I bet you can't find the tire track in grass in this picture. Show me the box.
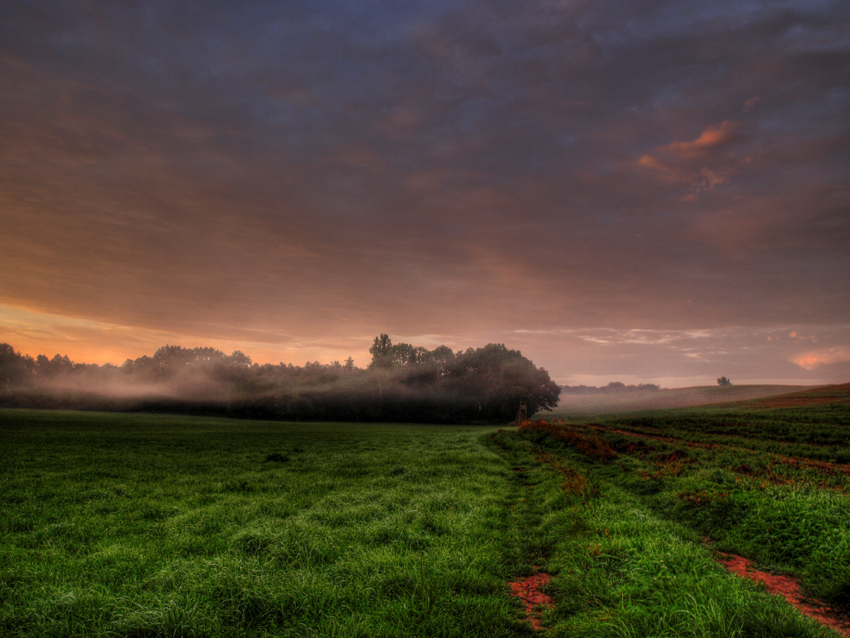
[507,462,554,632]
[493,434,555,632]
[501,435,607,631]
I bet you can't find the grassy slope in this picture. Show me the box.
[552,385,811,416]
[733,382,850,410]
[593,382,850,463]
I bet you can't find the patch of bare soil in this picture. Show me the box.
[508,571,552,631]
[713,547,850,636]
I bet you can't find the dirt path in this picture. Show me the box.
[709,544,850,636]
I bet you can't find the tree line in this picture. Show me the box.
[0,336,560,424]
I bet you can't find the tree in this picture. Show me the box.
[717,376,732,386]
[0,343,32,393]
[227,350,252,367]
[389,342,422,367]
[446,343,560,421]
[429,345,455,370]
[369,334,394,368]
[152,345,192,377]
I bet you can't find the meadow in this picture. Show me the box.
[0,411,526,637]
[2,388,849,637]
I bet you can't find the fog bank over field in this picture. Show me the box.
[552,384,813,416]
[0,337,559,424]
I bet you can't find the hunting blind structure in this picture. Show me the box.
[515,400,528,426]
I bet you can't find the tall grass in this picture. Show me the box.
[3,408,845,637]
[0,410,527,637]
[493,429,839,637]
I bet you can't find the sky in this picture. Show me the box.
[1,0,849,388]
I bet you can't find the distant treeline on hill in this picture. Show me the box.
[0,336,560,424]
[561,382,661,395]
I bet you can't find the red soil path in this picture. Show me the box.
[714,549,850,636]
[508,571,553,631]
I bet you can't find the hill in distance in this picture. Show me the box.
[550,384,817,416]
[730,381,850,411]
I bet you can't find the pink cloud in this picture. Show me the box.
[636,153,670,172]
[791,347,850,370]
[637,121,744,198]
[659,121,742,159]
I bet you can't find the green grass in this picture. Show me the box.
[515,390,850,621]
[493,429,839,638]
[2,407,847,637]
[0,410,528,637]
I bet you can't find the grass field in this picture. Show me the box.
[0,411,527,637]
[511,383,850,636]
[2,391,849,637]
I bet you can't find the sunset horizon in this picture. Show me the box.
[2,1,848,389]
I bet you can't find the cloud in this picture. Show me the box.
[637,121,744,197]
[659,121,743,159]
[575,328,714,346]
[0,1,848,385]
[791,348,850,371]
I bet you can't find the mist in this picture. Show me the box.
[0,339,560,424]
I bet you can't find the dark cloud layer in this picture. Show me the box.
[1,0,849,385]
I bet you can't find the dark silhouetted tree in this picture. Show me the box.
[2,337,561,424]
[0,343,32,393]
[369,334,394,368]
